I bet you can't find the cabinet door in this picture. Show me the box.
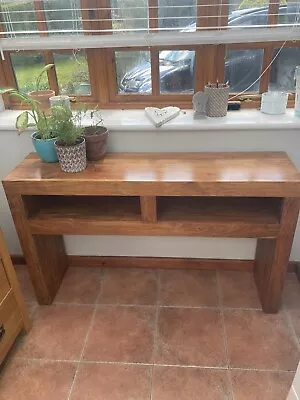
[0,291,22,363]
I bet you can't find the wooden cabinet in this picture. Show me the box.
[0,230,31,364]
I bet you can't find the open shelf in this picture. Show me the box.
[28,196,142,235]
[158,196,281,223]
[156,196,281,238]
[27,195,281,238]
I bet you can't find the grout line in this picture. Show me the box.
[230,366,298,373]
[13,356,80,363]
[67,279,103,400]
[10,356,298,373]
[66,307,98,400]
[150,269,160,400]
[216,271,235,400]
[95,267,107,304]
[95,303,156,308]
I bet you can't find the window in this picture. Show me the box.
[0,0,299,110]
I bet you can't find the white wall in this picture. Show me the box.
[288,363,300,400]
[1,127,300,260]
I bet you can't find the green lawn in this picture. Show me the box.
[14,54,89,94]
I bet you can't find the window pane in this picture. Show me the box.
[0,0,38,37]
[44,0,83,35]
[111,0,148,33]
[53,51,90,94]
[269,47,300,92]
[10,53,48,93]
[159,49,195,93]
[229,0,268,26]
[116,51,151,94]
[225,49,263,93]
[158,0,196,31]
[278,2,298,25]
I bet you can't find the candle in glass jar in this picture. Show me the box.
[49,95,71,109]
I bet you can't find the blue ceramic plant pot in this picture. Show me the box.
[31,132,58,163]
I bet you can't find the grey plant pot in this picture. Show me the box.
[55,138,87,173]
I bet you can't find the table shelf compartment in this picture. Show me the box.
[27,195,142,235]
[156,196,282,237]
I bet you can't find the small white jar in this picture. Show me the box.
[261,91,288,115]
[49,95,71,109]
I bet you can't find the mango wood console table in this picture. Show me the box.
[3,152,300,313]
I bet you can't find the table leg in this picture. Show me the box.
[5,193,68,305]
[254,198,299,313]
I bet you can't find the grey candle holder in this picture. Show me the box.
[205,85,230,118]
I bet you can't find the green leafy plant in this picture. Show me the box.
[0,88,53,139]
[51,105,84,146]
[35,64,54,91]
[74,103,104,135]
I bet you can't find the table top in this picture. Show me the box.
[3,152,300,197]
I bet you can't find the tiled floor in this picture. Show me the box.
[0,266,300,400]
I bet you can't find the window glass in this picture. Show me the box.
[229,0,268,26]
[158,0,196,31]
[0,0,38,37]
[10,53,48,93]
[111,0,148,33]
[225,49,264,93]
[53,50,90,94]
[116,51,151,94]
[269,47,300,92]
[44,0,83,35]
[278,2,299,25]
[159,49,195,93]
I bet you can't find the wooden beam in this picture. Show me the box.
[254,198,300,313]
[4,192,68,304]
[11,254,299,274]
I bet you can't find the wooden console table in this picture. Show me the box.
[3,152,300,313]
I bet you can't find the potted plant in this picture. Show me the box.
[51,105,86,173]
[0,88,58,163]
[75,104,109,161]
[28,64,55,110]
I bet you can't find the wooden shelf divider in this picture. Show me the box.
[140,196,157,223]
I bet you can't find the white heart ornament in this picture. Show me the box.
[145,106,180,128]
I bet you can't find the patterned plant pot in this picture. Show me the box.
[55,138,87,173]
[205,85,230,118]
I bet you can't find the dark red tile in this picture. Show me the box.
[155,308,226,366]
[15,304,94,360]
[159,269,218,307]
[219,271,260,308]
[98,268,157,305]
[83,306,155,362]
[0,358,76,400]
[71,363,151,400]
[231,369,294,400]
[224,309,299,370]
[54,267,102,304]
[152,366,231,400]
